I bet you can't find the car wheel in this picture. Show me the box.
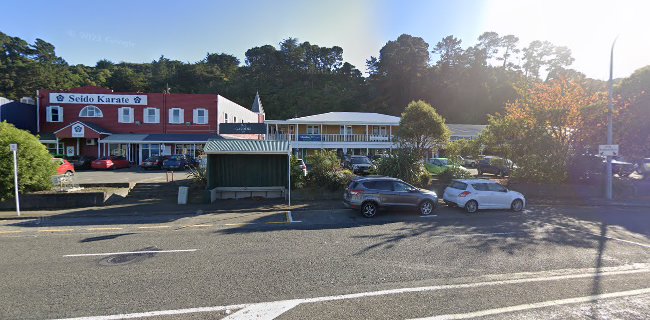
[361,201,378,218]
[511,199,524,212]
[465,200,478,213]
[420,200,435,216]
[64,171,74,177]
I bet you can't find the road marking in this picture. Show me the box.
[428,232,518,238]
[189,224,213,227]
[409,287,650,320]
[86,227,123,231]
[0,230,23,234]
[266,221,290,225]
[38,229,74,233]
[137,226,170,229]
[63,249,198,257]
[549,223,650,249]
[285,211,301,223]
[50,267,650,320]
[224,223,257,226]
[420,215,438,218]
[223,301,301,320]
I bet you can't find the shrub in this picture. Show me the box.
[305,150,352,191]
[375,148,429,187]
[438,165,473,183]
[186,165,207,188]
[0,122,56,201]
[290,157,306,189]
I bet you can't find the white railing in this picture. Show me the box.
[266,134,393,142]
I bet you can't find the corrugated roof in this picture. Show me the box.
[266,112,401,125]
[101,134,149,142]
[448,124,487,137]
[204,139,290,154]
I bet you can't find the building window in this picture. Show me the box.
[234,116,237,123]
[193,108,208,124]
[169,108,184,124]
[307,125,320,134]
[118,107,134,123]
[143,108,160,123]
[44,142,65,155]
[224,113,228,123]
[340,125,352,135]
[46,105,63,122]
[79,105,103,118]
[372,126,387,136]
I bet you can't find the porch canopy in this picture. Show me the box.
[203,139,292,203]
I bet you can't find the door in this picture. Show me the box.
[470,183,494,208]
[487,183,510,209]
[392,181,419,208]
[370,180,397,207]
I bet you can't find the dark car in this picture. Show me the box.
[477,156,514,177]
[66,155,97,170]
[140,155,169,170]
[343,155,375,175]
[568,154,604,182]
[637,158,650,179]
[343,176,438,217]
[162,154,194,171]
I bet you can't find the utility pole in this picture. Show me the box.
[605,37,618,200]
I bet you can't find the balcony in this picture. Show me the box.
[266,134,394,143]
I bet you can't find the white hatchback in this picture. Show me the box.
[443,179,526,213]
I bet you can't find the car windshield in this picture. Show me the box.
[351,157,371,164]
[435,158,449,165]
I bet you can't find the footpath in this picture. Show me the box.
[0,197,649,220]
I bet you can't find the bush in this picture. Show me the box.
[290,157,306,189]
[305,150,353,191]
[186,165,207,188]
[438,165,473,183]
[375,148,430,187]
[0,122,56,201]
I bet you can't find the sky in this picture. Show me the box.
[1,0,648,80]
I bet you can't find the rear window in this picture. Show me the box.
[471,183,489,191]
[363,180,393,191]
[449,181,467,190]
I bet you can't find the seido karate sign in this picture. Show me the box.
[49,93,147,105]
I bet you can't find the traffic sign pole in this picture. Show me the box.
[10,144,20,216]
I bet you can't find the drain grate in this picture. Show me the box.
[98,246,159,266]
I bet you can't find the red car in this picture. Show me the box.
[91,156,131,170]
[52,158,75,176]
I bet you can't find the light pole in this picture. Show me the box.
[605,37,617,200]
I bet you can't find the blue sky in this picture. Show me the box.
[2,0,648,80]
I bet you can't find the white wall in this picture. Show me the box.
[217,95,259,131]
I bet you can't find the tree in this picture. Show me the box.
[398,100,450,157]
[0,122,56,201]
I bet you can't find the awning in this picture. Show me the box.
[204,139,290,155]
[99,133,222,144]
[53,121,111,139]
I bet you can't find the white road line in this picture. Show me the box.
[549,223,650,249]
[50,267,650,320]
[420,215,438,218]
[222,301,301,320]
[409,287,650,320]
[63,249,198,257]
[428,232,517,238]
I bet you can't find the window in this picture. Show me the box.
[340,125,352,134]
[224,113,228,123]
[487,183,508,192]
[449,181,467,190]
[118,107,134,123]
[472,183,489,191]
[393,181,415,192]
[169,108,184,124]
[372,126,387,136]
[233,116,237,123]
[143,108,160,123]
[193,108,208,124]
[307,125,320,134]
[79,105,103,118]
[46,106,63,122]
[45,142,65,154]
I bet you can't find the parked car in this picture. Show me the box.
[462,155,484,168]
[343,176,438,217]
[425,157,472,175]
[568,154,635,182]
[637,158,650,179]
[91,156,131,170]
[52,158,75,176]
[140,155,169,170]
[296,158,307,176]
[477,156,514,177]
[443,179,526,213]
[343,155,375,175]
[162,154,194,170]
[65,155,97,170]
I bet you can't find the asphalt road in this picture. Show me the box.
[0,205,648,320]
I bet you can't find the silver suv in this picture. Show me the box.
[343,177,438,217]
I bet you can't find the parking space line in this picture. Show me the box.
[548,223,650,249]
[224,223,257,226]
[266,221,290,225]
[63,249,198,257]
[0,230,24,234]
[86,227,123,231]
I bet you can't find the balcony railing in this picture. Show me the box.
[266,134,394,143]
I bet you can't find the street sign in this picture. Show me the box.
[599,144,619,156]
[10,144,17,151]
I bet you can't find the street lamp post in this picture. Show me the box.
[605,37,617,200]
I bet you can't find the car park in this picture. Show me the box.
[343,176,438,217]
[91,156,131,170]
[477,156,514,177]
[343,155,375,175]
[52,158,75,176]
[65,155,97,170]
[140,155,169,170]
[443,179,525,213]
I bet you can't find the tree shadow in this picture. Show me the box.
[79,233,135,243]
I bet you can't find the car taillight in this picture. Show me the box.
[349,190,364,196]
[459,191,471,197]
